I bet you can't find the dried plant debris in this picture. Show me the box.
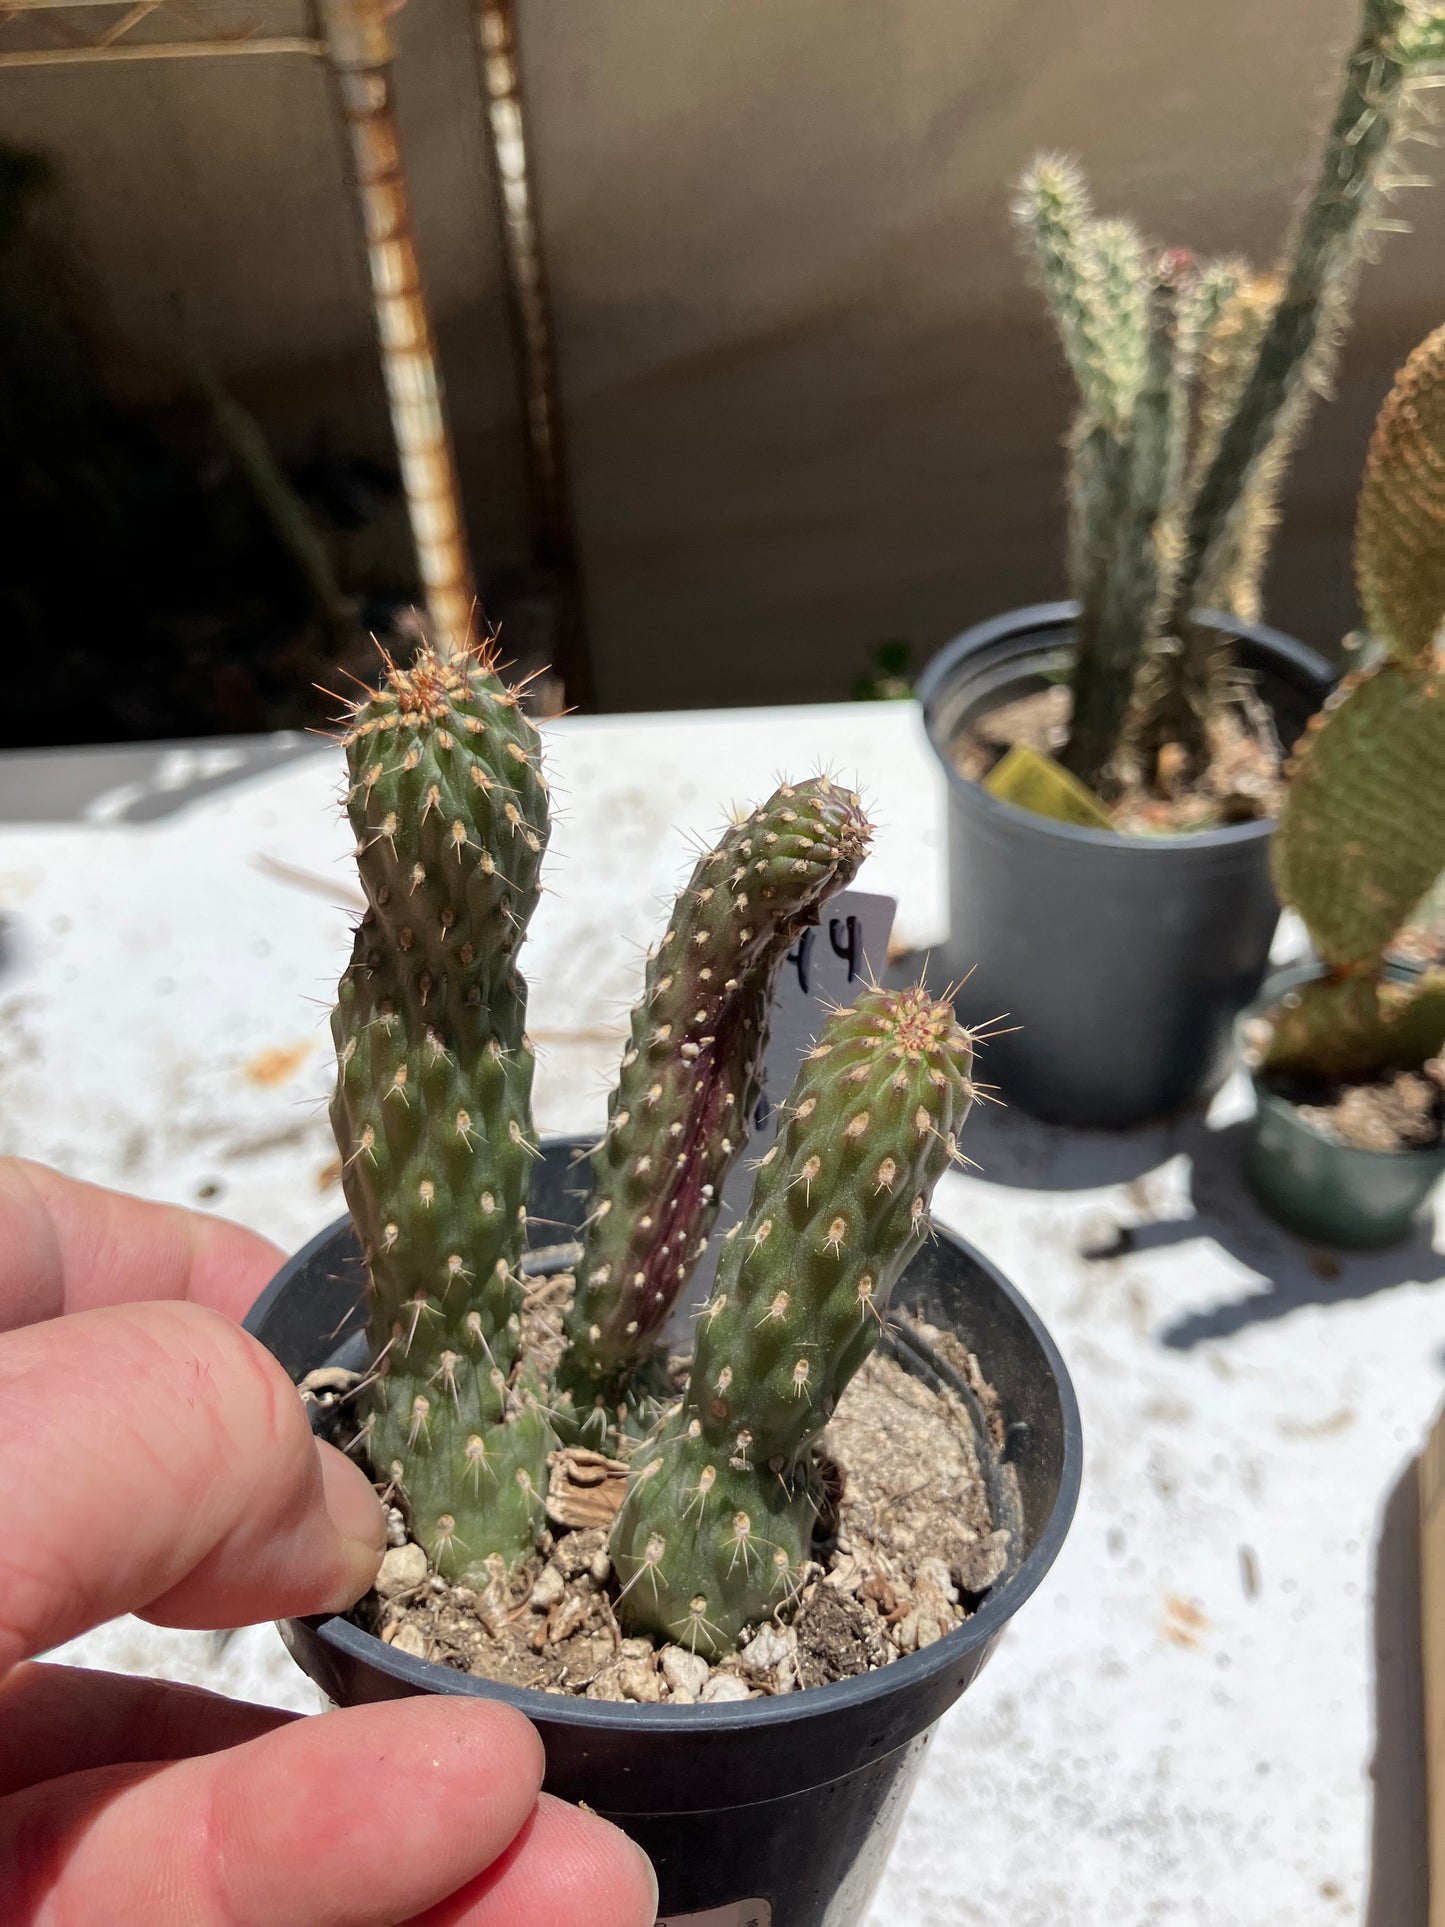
[361,1329,1014,1700]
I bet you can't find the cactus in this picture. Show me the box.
[1265,325,1445,1079]
[1355,321,1445,663]
[330,640,553,1581]
[1013,0,1445,803]
[608,986,976,1659]
[325,656,997,1666]
[560,778,871,1433]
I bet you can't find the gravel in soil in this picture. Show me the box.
[359,1336,1014,1702]
[1271,1054,1445,1153]
[949,680,1285,833]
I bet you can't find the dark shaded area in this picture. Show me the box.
[0,143,412,751]
[1366,1455,1429,1927]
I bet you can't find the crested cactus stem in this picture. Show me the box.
[561,778,872,1427]
[330,639,553,1580]
[609,985,976,1659]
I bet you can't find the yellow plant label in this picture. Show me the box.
[983,744,1114,829]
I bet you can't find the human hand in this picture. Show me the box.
[0,1160,657,1925]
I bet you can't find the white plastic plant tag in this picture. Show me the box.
[655,1904,772,1927]
[668,888,897,1326]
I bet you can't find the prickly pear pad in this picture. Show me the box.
[610,985,975,1657]
[1273,661,1445,973]
[330,642,552,1580]
[564,777,871,1420]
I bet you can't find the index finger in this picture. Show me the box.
[0,1159,282,1332]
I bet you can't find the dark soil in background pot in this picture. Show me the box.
[949,673,1287,833]
[1262,1056,1445,1153]
[307,1306,1016,1705]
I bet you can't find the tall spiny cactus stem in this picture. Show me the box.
[330,641,553,1581]
[1189,272,1289,624]
[1061,256,1189,790]
[561,778,872,1430]
[1012,158,1130,425]
[1150,0,1445,769]
[609,985,975,1659]
[1355,320,1445,662]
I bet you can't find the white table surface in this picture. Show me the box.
[1,701,1439,1927]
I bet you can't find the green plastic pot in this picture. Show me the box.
[1240,964,1445,1249]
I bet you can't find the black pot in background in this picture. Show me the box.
[1241,962,1445,1249]
[915,604,1334,1130]
[245,1139,1082,1927]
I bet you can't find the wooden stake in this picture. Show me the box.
[318,0,475,661]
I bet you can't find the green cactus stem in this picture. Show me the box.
[1266,323,1445,1085]
[1013,1,1445,798]
[1147,0,1445,770]
[609,985,975,1659]
[1012,158,1131,427]
[1274,663,1445,973]
[561,778,872,1430]
[1258,969,1445,1079]
[330,641,553,1581]
[1354,320,1445,664]
[1060,255,1189,788]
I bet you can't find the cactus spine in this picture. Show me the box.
[1267,325,1445,1078]
[609,986,976,1659]
[330,642,552,1580]
[560,779,872,1430]
[1014,0,1445,800]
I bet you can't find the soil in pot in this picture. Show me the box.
[948,670,1288,834]
[1264,1056,1445,1153]
[308,1298,1017,1705]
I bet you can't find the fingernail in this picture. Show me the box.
[317,1441,386,1603]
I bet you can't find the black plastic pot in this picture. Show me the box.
[1240,963,1445,1249]
[246,1138,1082,1927]
[915,604,1333,1129]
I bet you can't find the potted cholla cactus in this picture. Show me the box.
[1241,322,1445,1247]
[917,0,1445,1127]
[245,638,1080,1926]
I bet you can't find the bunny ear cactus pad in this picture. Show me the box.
[1267,322,1445,1079]
[1355,320,1445,666]
[562,777,872,1426]
[1272,662,1445,973]
[330,642,553,1582]
[609,985,975,1659]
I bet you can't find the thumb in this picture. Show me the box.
[0,1300,384,1672]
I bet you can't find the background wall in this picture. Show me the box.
[5,0,1444,714]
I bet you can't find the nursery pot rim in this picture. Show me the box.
[915,600,1334,855]
[1241,956,1445,1167]
[253,1205,1082,1738]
